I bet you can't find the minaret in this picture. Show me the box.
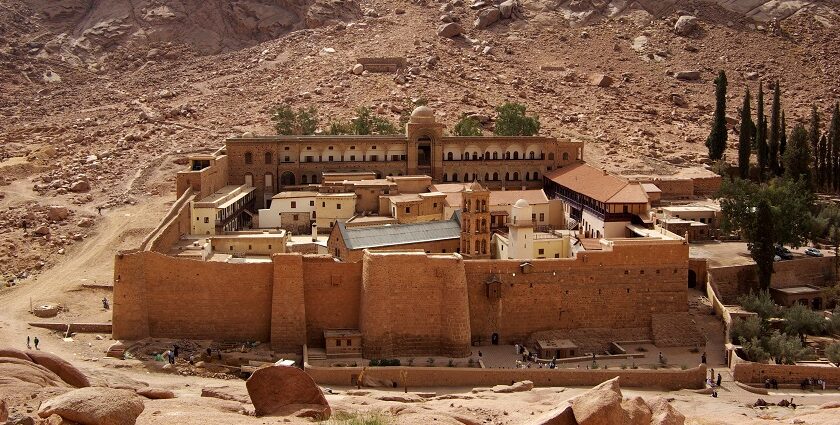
[460,181,491,258]
[507,199,534,259]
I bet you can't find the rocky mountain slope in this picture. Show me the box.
[1,0,839,282]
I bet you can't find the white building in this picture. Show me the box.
[257,191,317,231]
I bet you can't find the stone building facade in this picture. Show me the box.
[224,106,583,208]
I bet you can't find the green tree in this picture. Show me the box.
[783,303,825,343]
[738,88,753,179]
[756,83,768,180]
[809,105,821,187]
[494,102,540,136]
[737,290,780,319]
[826,341,840,366]
[326,121,354,135]
[453,115,482,136]
[271,105,319,135]
[829,104,840,191]
[766,331,812,365]
[769,81,781,176]
[706,70,728,161]
[731,315,764,344]
[780,110,787,158]
[718,178,815,289]
[350,107,400,135]
[815,204,840,275]
[783,124,812,184]
[741,336,770,362]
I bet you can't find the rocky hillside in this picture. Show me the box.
[1,0,839,282]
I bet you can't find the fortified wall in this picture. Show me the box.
[113,238,690,356]
[708,256,834,303]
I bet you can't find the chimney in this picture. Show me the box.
[311,222,318,242]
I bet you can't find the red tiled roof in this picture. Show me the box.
[545,163,648,204]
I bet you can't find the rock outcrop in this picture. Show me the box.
[674,16,699,36]
[570,377,627,425]
[245,366,330,419]
[37,387,145,425]
[648,397,686,425]
[528,402,576,425]
[438,22,463,38]
[136,387,175,399]
[25,351,91,388]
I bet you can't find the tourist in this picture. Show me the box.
[712,389,718,398]
[658,352,664,364]
[549,362,556,369]
[168,350,175,365]
[716,373,722,387]
[772,378,778,389]
[206,347,212,360]
[478,351,482,358]
[707,378,714,388]
[515,343,520,354]
[710,368,714,380]
[764,378,771,389]
[33,337,39,350]
[97,206,103,215]
[102,297,109,310]
[701,352,706,364]
[26,336,30,349]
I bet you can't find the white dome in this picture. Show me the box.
[514,199,530,208]
[410,105,435,124]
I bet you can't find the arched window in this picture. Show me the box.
[493,172,499,181]
[481,239,487,254]
[533,171,539,180]
[447,152,453,160]
[505,152,510,160]
[463,173,469,182]
[301,175,308,184]
[484,173,490,181]
[264,152,272,164]
[562,152,568,161]
[485,151,490,159]
[472,152,478,160]
[513,151,519,160]
[505,172,510,181]
[443,173,449,182]
[475,240,481,254]
[473,173,478,181]
[313,174,320,183]
[513,172,519,181]
[524,172,530,181]
[453,174,459,182]
[462,153,468,160]
[244,152,253,164]
[481,218,487,229]
[493,152,498,160]
[549,153,556,160]
[529,151,535,159]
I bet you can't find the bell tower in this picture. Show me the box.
[460,181,491,259]
[406,106,445,179]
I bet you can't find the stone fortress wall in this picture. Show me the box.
[113,239,690,355]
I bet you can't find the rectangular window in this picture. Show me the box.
[532,213,536,221]
[554,253,560,258]
[322,202,326,207]
[328,156,333,161]
[350,155,356,161]
[392,155,399,161]
[433,203,438,208]
[623,205,629,213]
[268,245,272,249]
[538,248,545,255]
[346,339,352,346]
[310,200,314,207]
[291,201,297,208]
[336,340,341,347]
[337,203,341,210]
[405,207,410,214]
[204,217,209,224]
[370,155,377,161]
[284,146,290,150]
[539,213,545,222]
[293,214,299,221]
[284,156,290,162]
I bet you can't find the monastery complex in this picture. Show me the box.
[115,107,727,361]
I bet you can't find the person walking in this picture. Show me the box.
[26,336,31,349]
[173,344,179,358]
[33,336,39,350]
[716,373,722,387]
[102,297,109,310]
[701,352,706,364]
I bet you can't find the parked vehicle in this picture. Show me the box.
[775,245,793,260]
[804,247,824,257]
[774,255,782,262]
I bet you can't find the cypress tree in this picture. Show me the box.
[830,103,840,191]
[706,70,728,161]
[779,111,787,176]
[810,105,822,188]
[784,123,811,184]
[820,135,828,189]
[756,83,768,180]
[769,81,781,175]
[738,88,753,179]
[752,198,775,290]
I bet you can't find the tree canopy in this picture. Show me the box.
[271,105,318,135]
[453,115,482,136]
[706,70,728,160]
[494,102,540,136]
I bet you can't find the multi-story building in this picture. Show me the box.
[224,106,583,208]
[190,184,256,235]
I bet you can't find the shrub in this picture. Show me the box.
[352,107,399,135]
[731,315,765,344]
[493,102,540,136]
[741,336,771,362]
[784,303,826,343]
[738,290,781,319]
[369,359,380,367]
[766,330,812,364]
[453,115,482,136]
[826,341,840,365]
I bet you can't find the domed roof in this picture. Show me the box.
[514,199,530,208]
[410,105,436,124]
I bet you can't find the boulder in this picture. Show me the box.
[77,218,95,228]
[245,366,330,419]
[820,401,840,409]
[492,380,534,393]
[437,22,463,38]
[37,387,145,425]
[527,402,576,425]
[0,357,69,388]
[26,350,90,388]
[674,16,698,36]
[571,377,628,425]
[500,0,515,19]
[44,414,79,425]
[136,387,175,399]
[47,206,69,221]
[475,8,501,29]
[69,181,90,193]
[34,225,51,236]
[648,397,685,425]
[201,386,250,404]
[674,70,701,81]
[352,63,364,75]
[0,347,32,361]
[589,74,614,87]
[622,396,652,425]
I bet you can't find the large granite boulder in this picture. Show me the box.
[674,16,698,36]
[437,22,463,38]
[527,402,576,425]
[37,387,145,425]
[570,377,628,425]
[0,357,69,388]
[26,351,90,388]
[622,396,652,425]
[475,7,501,29]
[648,397,685,425]
[0,348,32,361]
[245,366,330,419]
[136,387,175,399]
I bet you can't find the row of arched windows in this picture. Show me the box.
[442,171,541,183]
[245,150,570,165]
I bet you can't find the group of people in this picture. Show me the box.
[800,377,827,391]
[706,368,723,397]
[156,344,222,366]
[763,378,780,389]
[26,336,40,350]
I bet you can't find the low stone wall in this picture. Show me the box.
[733,362,840,386]
[709,256,834,303]
[28,322,112,333]
[305,364,706,390]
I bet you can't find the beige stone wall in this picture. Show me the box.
[176,155,230,199]
[465,241,690,345]
[112,251,274,341]
[210,234,288,255]
[302,256,363,348]
[360,252,472,358]
[708,256,834,303]
[733,362,840,385]
[306,364,706,390]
